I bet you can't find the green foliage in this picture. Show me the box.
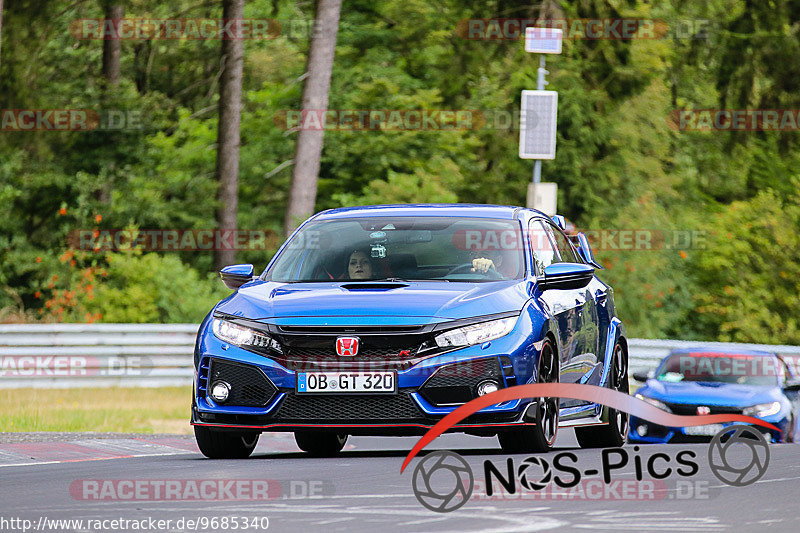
[691,188,800,343]
[78,252,230,323]
[1,0,799,344]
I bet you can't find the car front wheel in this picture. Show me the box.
[575,341,629,448]
[295,432,348,457]
[498,338,559,453]
[194,426,259,459]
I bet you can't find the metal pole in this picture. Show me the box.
[532,55,547,184]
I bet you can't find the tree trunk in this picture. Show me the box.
[213,0,245,271]
[0,0,4,72]
[283,0,342,236]
[101,3,123,88]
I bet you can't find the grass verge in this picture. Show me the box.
[0,386,192,434]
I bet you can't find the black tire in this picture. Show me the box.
[575,341,629,448]
[194,426,259,459]
[499,338,559,453]
[294,432,348,457]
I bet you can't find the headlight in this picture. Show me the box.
[742,401,781,418]
[635,393,672,413]
[434,317,517,348]
[211,318,282,353]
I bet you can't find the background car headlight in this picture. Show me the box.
[635,393,672,413]
[434,317,517,348]
[211,318,282,352]
[742,401,781,418]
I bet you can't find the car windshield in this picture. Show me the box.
[266,216,526,282]
[655,352,779,387]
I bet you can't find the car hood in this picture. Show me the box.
[641,380,781,407]
[214,279,531,325]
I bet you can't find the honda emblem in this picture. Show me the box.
[336,337,360,356]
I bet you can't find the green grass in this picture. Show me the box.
[0,386,193,434]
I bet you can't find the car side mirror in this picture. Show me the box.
[632,371,650,383]
[539,263,594,291]
[219,264,255,290]
[551,214,566,230]
[577,232,603,269]
[783,380,800,392]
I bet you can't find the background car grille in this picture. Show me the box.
[208,359,277,407]
[662,402,743,415]
[273,392,422,421]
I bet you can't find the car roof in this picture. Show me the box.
[668,348,777,357]
[313,204,548,221]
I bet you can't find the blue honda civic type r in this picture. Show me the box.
[629,349,800,444]
[191,204,631,457]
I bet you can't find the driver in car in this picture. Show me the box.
[471,249,504,275]
[347,250,374,280]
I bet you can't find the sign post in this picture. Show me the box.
[521,27,562,215]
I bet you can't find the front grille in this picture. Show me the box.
[663,402,743,416]
[282,346,418,358]
[208,359,277,407]
[273,392,422,421]
[278,325,422,334]
[419,358,503,406]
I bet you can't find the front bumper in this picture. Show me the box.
[192,349,533,435]
[627,415,787,444]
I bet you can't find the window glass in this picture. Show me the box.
[528,220,557,276]
[267,217,526,282]
[545,222,579,263]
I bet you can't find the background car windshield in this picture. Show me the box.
[655,353,779,386]
[267,217,526,282]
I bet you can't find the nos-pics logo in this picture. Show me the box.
[411,425,770,513]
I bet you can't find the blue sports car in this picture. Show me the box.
[629,349,800,443]
[191,204,630,457]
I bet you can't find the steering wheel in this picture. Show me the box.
[446,262,504,280]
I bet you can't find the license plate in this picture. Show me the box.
[296,372,397,394]
[684,424,724,436]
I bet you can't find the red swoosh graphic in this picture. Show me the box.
[400,383,780,473]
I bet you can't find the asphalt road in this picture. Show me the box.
[1,429,799,533]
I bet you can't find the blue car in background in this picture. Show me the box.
[191,204,630,457]
[629,349,800,443]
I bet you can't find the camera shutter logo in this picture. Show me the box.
[708,425,770,486]
[517,456,553,491]
[411,451,473,513]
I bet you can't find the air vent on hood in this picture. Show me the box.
[340,282,409,290]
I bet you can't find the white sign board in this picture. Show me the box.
[524,27,563,54]
[527,182,558,215]
[519,90,558,159]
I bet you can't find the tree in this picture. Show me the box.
[101,2,123,88]
[213,0,245,270]
[283,0,342,236]
[0,0,4,72]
